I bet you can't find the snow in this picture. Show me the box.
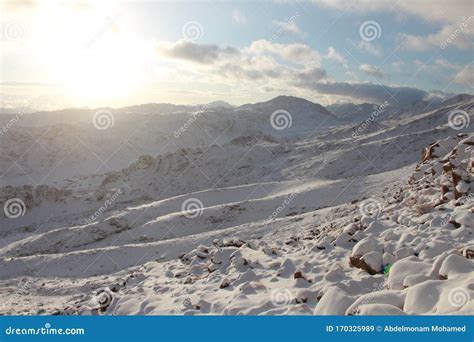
[0,95,473,315]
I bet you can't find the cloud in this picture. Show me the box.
[158,40,240,64]
[399,18,474,51]
[294,79,428,105]
[295,67,327,82]
[359,63,387,79]
[248,39,322,67]
[314,0,473,52]
[155,39,456,106]
[156,39,324,87]
[272,18,301,35]
[356,41,383,56]
[434,58,459,70]
[232,9,247,25]
[454,64,474,86]
[326,46,347,67]
[216,59,286,81]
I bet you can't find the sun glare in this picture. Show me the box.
[30,1,149,104]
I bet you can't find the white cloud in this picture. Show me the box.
[272,19,301,35]
[359,63,387,79]
[356,41,383,56]
[326,46,347,67]
[155,38,460,106]
[248,39,322,67]
[399,18,474,51]
[434,58,459,70]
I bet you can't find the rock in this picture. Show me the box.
[345,291,406,315]
[277,259,296,278]
[351,237,378,257]
[315,235,333,250]
[387,257,432,290]
[262,246,277,255]
[219,279,231,289]
[383,252,396,266]
[456,181,469,194]
[293,270,311,282]
[350,251,383,275]
[364,220,389,234]
[381,230,399,241]
[190,265,204,276]
[333,232,353,248]
[395,247,416,260]
[196,251,208,259]
[462,246,474,259]
[323,267,346,282]
[342,223,359,235]
[403,274,432,287]
[232,239,245,248]
[314,286,355,315]
[438,254,473,279]
[351,303,407,315]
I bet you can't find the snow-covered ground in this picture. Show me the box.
[0,95,472,315]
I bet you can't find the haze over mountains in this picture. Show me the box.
[0,93,472,315]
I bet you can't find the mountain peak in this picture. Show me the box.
[206,100,234,109]
[241,95,330,113]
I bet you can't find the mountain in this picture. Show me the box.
[206,100,234,109]
[120,103,195,114]
[439,94,474,107]
[326,102,378,123]
[0,94,472,315]
[237,95,339,129]
[239,95,332,116]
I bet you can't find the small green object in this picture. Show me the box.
[383,264,392,275]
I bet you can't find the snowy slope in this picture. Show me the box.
[0,95,472,315]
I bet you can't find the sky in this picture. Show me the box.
[0,0,473,110]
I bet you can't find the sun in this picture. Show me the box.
[57,37,146,100]
[32,1,150,105]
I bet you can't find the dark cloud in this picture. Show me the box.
[295,80,429,105]
[295,68,327,82]
[158,40,240,64]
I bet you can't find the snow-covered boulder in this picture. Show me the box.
[314,285,355,315]
[387,257,432,290]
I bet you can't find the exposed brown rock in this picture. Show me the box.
[349,256,378,275]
